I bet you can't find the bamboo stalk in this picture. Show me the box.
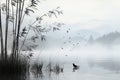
[0,4,4,58]
[13,0,19,57]
[4,0,9,59]
[16,0,22,56]
[11,0,16,58]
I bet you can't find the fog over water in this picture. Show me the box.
[1,0,120,80]
[26,43,120,80]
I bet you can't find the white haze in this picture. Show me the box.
[0,0,120,80]
[32,44,120,68]
[29,44,120,80]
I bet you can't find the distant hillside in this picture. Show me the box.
[94,31,120,45]
[77,30,101,40]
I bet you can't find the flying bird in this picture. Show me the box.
[29,53,33,57]
[69,37,71,39]
[65,55,68,56]
[61,48,64,49]
[63,42,66,44]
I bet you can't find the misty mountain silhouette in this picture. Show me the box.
[87,31,120,45]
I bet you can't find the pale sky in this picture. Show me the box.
[1,0,120,54]
[43,0,120,33]
[1,0,120,34]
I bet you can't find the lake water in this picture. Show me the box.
[0,63,120,80]
[1,46,120,80]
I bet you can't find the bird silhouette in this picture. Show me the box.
[72,63,79,72]
[72,63,78,68]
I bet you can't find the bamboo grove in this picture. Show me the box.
[0,0,63,60]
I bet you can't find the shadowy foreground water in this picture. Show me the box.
[0,65,120,80]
